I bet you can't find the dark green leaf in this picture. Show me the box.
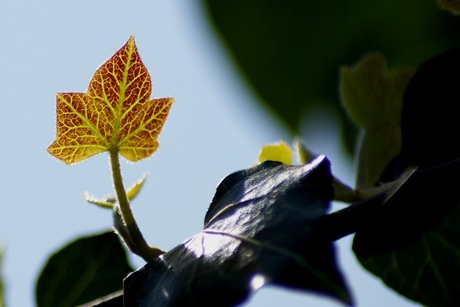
[202,0,460,153]
[353,159,460,306]
[124,156,351,306]
[359,45,460,306]
[36,231,133,307]
[397,44,460,173]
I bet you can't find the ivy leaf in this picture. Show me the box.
[124,156,351,306]
[353,159,460,306]
[84,174,148,209]
[47,36,173,164]
[396,44,460,173]
[352,45,460,307]
[36,231,133,307]
[340,53,413,188]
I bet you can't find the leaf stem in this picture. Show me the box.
[109,149,164,261]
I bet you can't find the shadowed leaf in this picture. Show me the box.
[124,156,351,306]
[353,47,460,305]
[36,231,133,307]
[353,159,460,306]
[47,36,173,164]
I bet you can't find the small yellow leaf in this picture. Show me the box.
[126,174,147,201]
[83,192,115,209]
[258,141,293,165]
[47,36,173,164]
[84,174,147,209]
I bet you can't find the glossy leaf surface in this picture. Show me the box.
[47,36,173,164]
[36,231,133,307]
[124,156,351,306]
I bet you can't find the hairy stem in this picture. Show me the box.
[109,149,164,261]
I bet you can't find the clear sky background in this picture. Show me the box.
[0,1,420,306]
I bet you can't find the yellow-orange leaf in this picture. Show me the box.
[47,36,174,164]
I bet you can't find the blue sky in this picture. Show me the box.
[0,1,420,306]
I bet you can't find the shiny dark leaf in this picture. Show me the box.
[124,156,351,306]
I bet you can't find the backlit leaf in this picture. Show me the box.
[257,141,293,164]
[84,174,147,209]
[47,36,173,164]
[340,53,413,188]
[124,156,351,306]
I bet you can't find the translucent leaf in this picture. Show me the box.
[340,53,413,188]
[257,141,293,164]
[124,156,351,306]
[84,175,147,209]
[47,36,173,164]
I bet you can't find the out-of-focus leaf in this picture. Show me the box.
[353,45,460,306]
[340,53,413,188]
[124,156,351,306]
[36,231,133,307]
[438,0,460,14]
[395,44,460,174]
[202,0,460,153]
[353,159,460,306]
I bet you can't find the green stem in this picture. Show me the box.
[109,149,164,261]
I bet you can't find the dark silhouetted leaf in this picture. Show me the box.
[124,156,351,306]
[355,45,460,306]
[36,231,133,307]
[397,44,460,173]
[353,159,460,306]
[202,1,460,153]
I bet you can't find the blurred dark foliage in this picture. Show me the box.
[202,0,460,154]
